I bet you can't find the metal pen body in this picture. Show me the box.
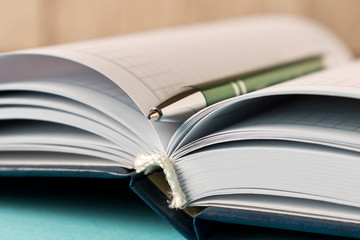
[147,87,206,122]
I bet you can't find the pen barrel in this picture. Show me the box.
[241,56,325,93]
[201,83,238,105]
[198,56,325,106]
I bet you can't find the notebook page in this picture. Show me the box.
[0,152,123,167]
[168,62,360,154]
[178,140,360,208]
[173,96,360,158]
[230,95,360,133]
[0,121,130,162]
[15,15,350,112]
[253,60,360,99]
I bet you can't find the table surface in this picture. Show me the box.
[0,177,347,240]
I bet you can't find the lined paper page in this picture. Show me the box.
[253,110,360,132]
[17,15,350,112]
[59,73,138,109]
[235,96,360,134]
[173,95,360,158]
[255,61,360,100]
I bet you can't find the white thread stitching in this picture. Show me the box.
[134,153,187,209]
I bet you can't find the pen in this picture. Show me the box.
[147,55,326,122]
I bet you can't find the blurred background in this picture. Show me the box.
[0,2,357,239]
[1,0,360,56]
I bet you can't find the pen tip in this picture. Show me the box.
[147,108,162,122]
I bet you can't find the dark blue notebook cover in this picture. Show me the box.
[130,171,197,239]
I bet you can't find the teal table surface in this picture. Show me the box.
[0,177,183,240]
[0,178,348,240]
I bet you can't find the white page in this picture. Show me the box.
[176,141,360,209]
[252,60,360,98]
[169,61,360,154]
[0,55,178,151]
[0,121,133,166]
[0,106,147,158]
[0,152,125,168]
[0,80,164,154]
[173,96,360,158]
[1,144,129,166]
[0,91,153,152]
[0,76,160,151]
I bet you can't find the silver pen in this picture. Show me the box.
[147,55,326,122]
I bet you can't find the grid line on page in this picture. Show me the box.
[66,41,225,101]
[245,109,360,134]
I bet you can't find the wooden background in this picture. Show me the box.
[1,0,359,55]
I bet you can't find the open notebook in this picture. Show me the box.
[0,15,359,239]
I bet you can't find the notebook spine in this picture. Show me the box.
[134,153,187,209]
[130,171,197,239]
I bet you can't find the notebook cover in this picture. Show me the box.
[0,164,131,178]
[130,172,197,240]
[193,206,360,239]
